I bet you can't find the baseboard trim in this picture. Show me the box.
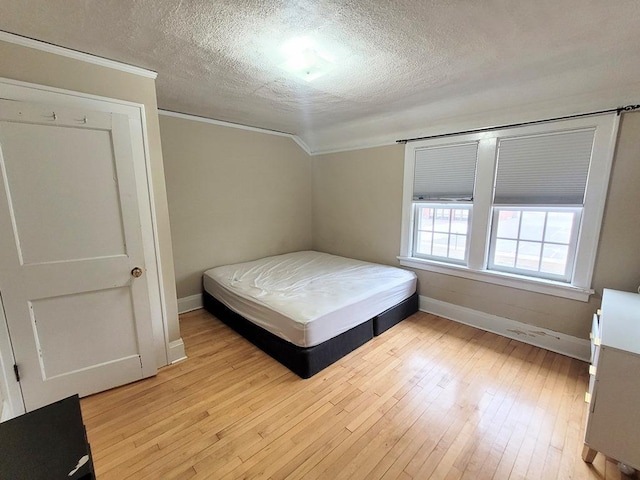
[419,295,590,362]
[177,294,203,314]
[168,339,187,364]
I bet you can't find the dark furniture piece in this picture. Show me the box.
[0,394,96,480]
[204,290,419,378]
[373,291,420,336]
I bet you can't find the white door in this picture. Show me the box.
[0,99,156,411]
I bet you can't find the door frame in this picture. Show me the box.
[0,77,171,417]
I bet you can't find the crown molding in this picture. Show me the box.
[0,30,157,79]
[158,109,312,155]
[310,139,398,156]
[290,135,312,155]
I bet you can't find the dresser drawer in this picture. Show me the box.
[586,364,597,413]
[590,313,601,365]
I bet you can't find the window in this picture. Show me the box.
[414,204,471,263]
[399,114,619,301]
[489,207,581,281]
[411,142,477,263]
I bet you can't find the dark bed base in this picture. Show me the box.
[202,290,419,379]
[373,292,419,336]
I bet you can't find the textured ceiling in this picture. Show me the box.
[2,1,640,153]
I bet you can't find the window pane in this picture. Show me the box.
[496,210,520,239]
[418,207,434,230]
[433,209,451,233]
[432,233,449,257]
[516,241,542,271]
[490,207,580,281]
[494,239,517,267]
[520,211,545,241]
[451,210,469,234]
[541,244,569,275]
[416,231,433,256]
[449,234,467,260]
[545,212,575,243]
[413,204,470,263]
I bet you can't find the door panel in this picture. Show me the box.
[0,99,156,411]
[30,287,139,379]
[1,122,127,264]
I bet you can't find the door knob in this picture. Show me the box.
[131,267,143,278]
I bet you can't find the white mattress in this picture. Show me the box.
[203,251,417,348]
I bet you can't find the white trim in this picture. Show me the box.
[131,106,170,368]
[158,110,293,137]
[311,139,397,156]
[399,256,592,301]
[0,77,149,112]
[168,339,187,364]
[178,294,203,314]
[420,295,590,362]
[400,145,417,258]
[0,293,24,418]
[468,138,498,269]
[291,136,312,156]
[1,399,13,421]
[158,110,313,156]
[0,31,157,79]
[157,109,402,157]
[571,115,620,285]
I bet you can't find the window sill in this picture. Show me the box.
[397,256,593,302]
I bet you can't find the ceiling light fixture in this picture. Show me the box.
[279,37,335,82]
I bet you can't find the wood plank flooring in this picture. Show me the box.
[80,309,636,479]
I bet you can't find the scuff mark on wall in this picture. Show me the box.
[507,328,562,340]
[530,330,561,340]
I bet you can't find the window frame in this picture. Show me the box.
[412,202,472,264]
[487,205,583,282]
[398,114,620,301]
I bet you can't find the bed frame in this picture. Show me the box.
[203,290,419,378]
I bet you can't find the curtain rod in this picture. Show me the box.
[396,104,640,144]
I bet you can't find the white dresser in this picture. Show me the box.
[582,288,640,469]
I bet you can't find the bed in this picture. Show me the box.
[202,251,418,378]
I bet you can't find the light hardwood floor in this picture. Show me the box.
[81,309,636,479]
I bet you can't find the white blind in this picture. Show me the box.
[494,129,595,204]
[413,142,478,200]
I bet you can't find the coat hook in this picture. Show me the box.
[81,116,87,124]
[52,112,57,120]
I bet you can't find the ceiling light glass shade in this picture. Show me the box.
[279,38,335,81]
